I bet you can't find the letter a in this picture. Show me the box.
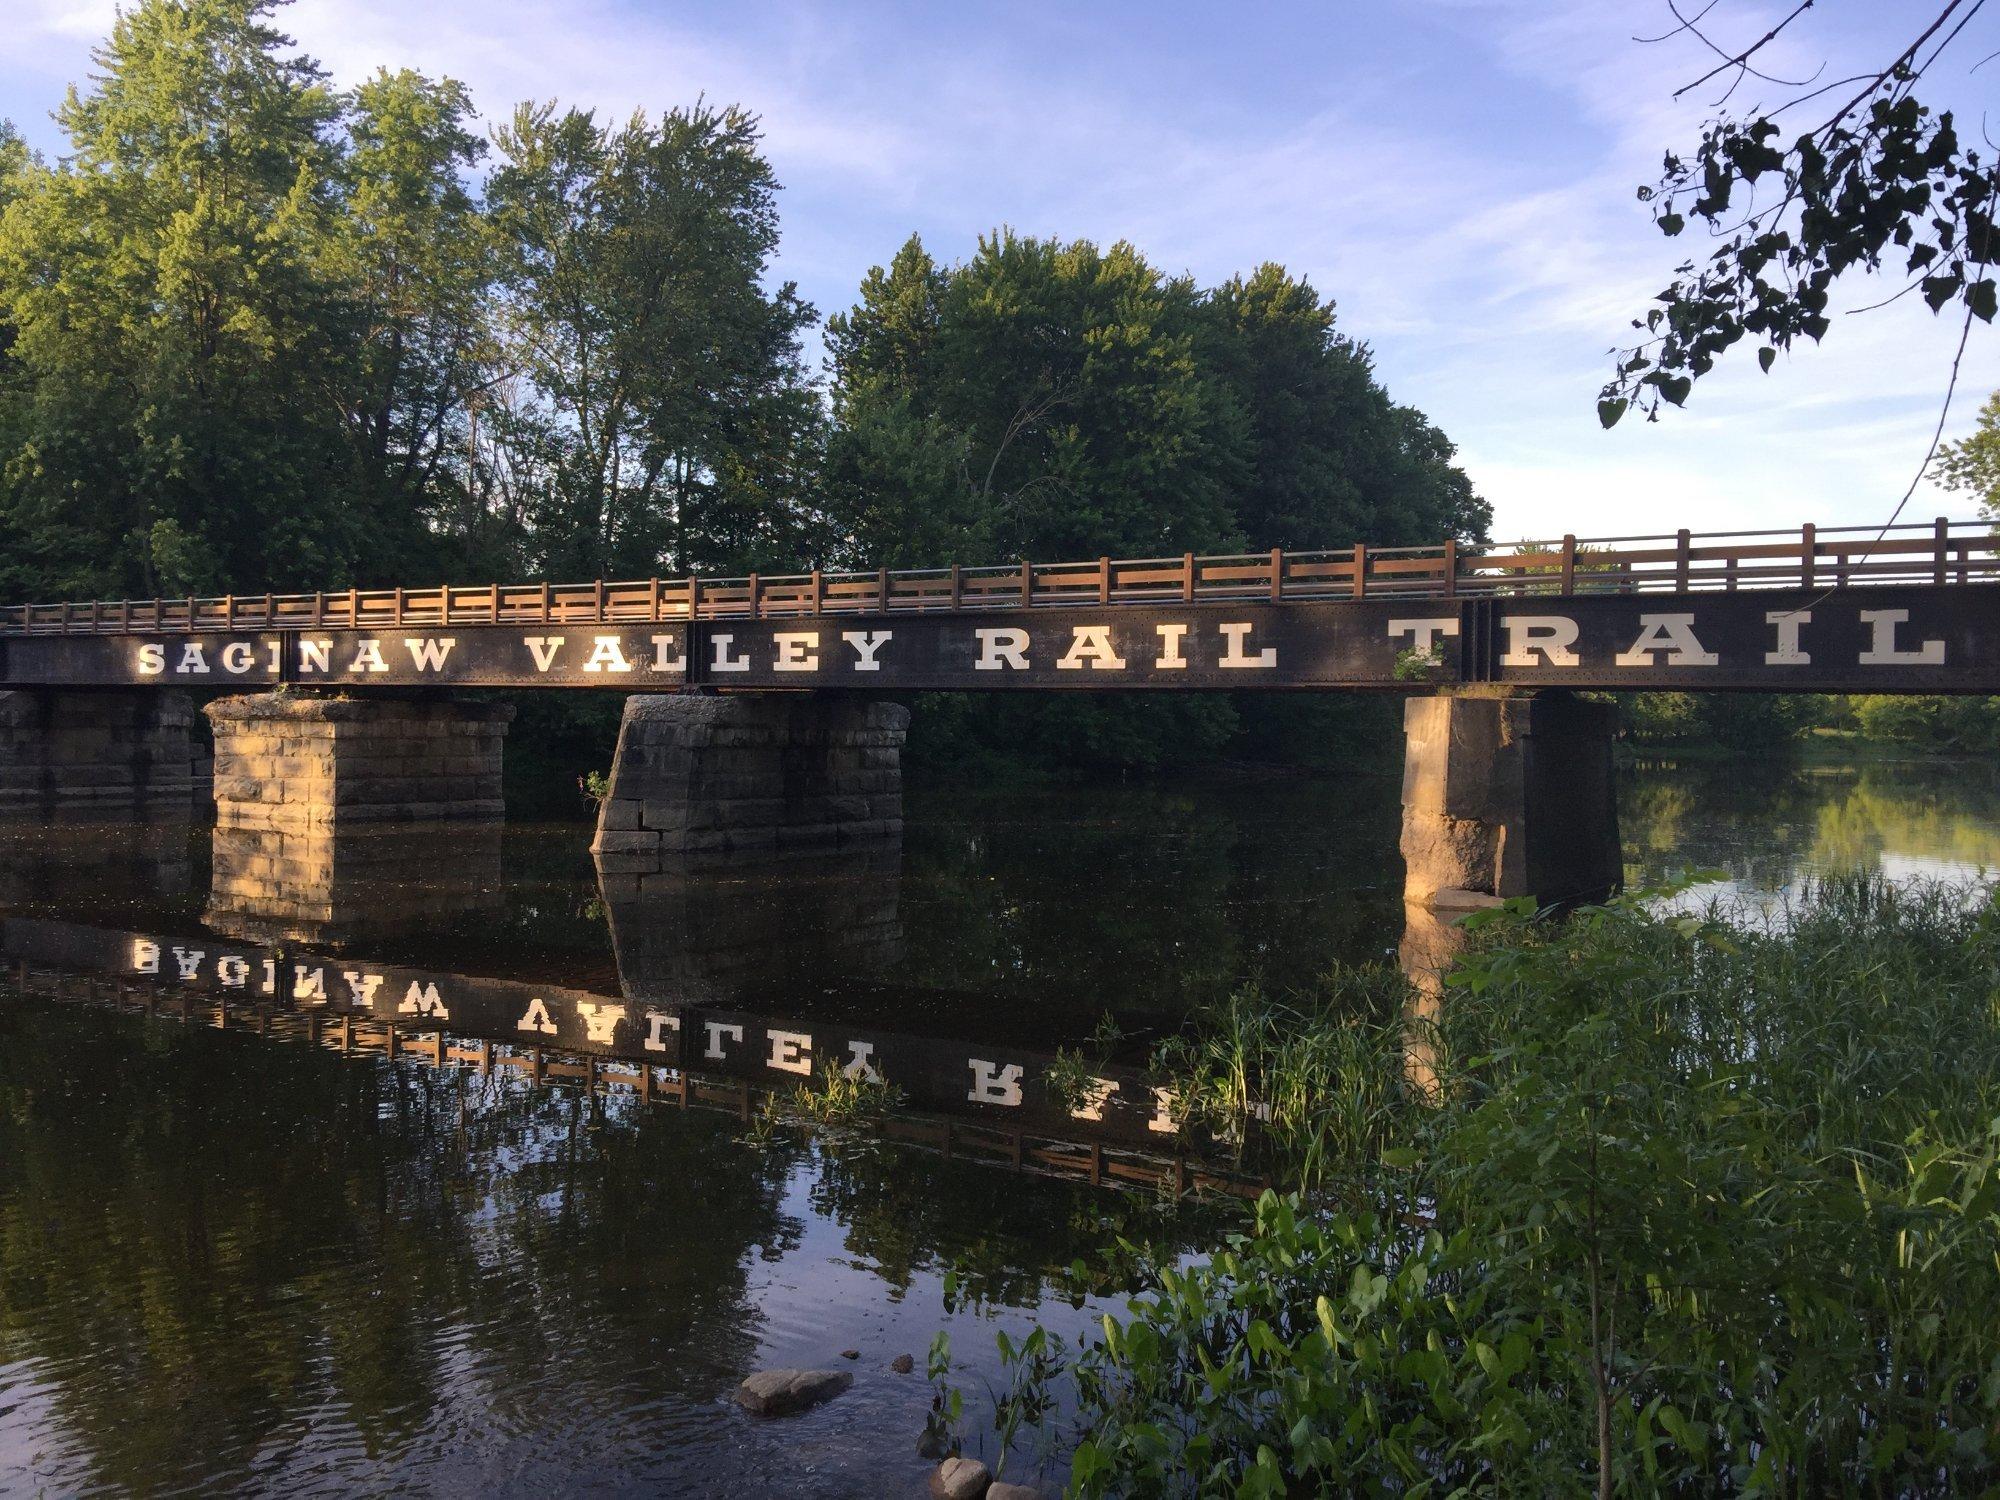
[582,637,633,673]
[1614,614,1718,668]
[1058,626,1126,670]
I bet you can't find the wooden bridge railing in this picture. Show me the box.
[2,518,1994,635]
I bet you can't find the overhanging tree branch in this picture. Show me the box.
[1601,1,1999,429]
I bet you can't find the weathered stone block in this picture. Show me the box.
[1401,692,1618,906]
[206,694,512,829]
[596,798,641,831]
[592,694,904,863]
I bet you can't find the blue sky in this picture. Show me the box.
[8,0,1998,544]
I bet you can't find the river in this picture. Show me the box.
[0,751,1992,1496]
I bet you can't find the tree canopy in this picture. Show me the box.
[0,0,825,600]
[1934,387,2000,516]
[0,0,1482,611]
[825,233,1487,572]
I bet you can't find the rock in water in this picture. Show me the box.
[890,1353,915,1373]
[733,1368,853,1417]
[987,1485,1042,1500]
[929,1456,991,1500]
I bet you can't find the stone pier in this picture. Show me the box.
[1400,691,1620,908]
[205,694,513,831]
[0,689,195,812]
[591,695,906,864]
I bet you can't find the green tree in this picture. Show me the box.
[827,237,1486,567]
[1619,690,1816,750]
[827,234,1485,772]
[1934,388,2000,517]
[0,0,352,596]
[0,123,34,598]
[329,68,498,576]
[1850,691,2000,750]
[826,232,1252,568]
[821,237,981,566]
[486,101,820,579]
[1204,263,1488,547]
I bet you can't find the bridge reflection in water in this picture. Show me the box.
[11,759,1997,1494]
[0,819,1263,1496]
[0,809,1289,1192]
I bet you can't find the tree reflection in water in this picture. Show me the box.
[0,999,1224,1495]
[1620,755,2000,898]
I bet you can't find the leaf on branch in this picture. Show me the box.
[1971,280,1997,324]
[1597,397,1628,429]
[1658,212,1685,237]
[1654,374,1692,407]
[1757,346,1776,373]
[1923,273,1963,312]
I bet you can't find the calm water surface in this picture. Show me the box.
[1,752,1994,1496]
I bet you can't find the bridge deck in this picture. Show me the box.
[2,519,1995,636]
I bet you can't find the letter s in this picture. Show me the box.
[138,643,165,676]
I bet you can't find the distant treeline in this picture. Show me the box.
[1620,692,2000,753]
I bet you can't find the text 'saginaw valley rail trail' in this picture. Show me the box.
[5,589,1997,693]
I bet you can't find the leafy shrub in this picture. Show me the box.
[999,878,2000,1495]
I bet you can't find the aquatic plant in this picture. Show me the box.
[997,875,2000,1495]
[777,1055,904,1127]
[1042,1011,1127,1115]
[1149,966,1414,1196]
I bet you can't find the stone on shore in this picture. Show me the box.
[929,1456,990,1500]
[732,1367,852,1417]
